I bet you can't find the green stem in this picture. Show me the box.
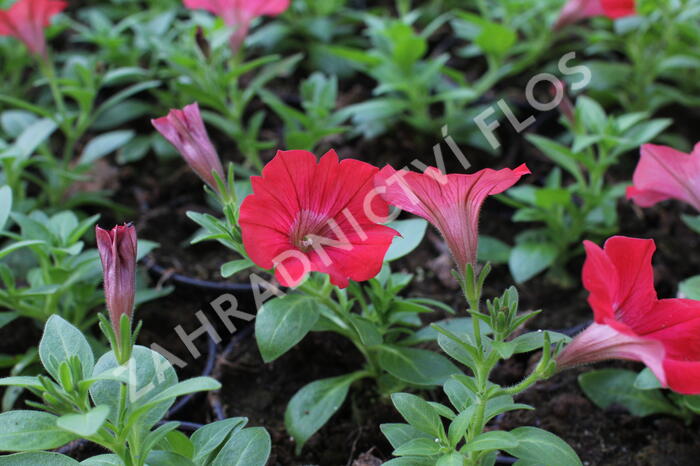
[503,368,543,396]
[39,56,69,132]
[298,280,381,377]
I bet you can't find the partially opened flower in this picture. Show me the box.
[0,0,67,57]
[554,0,636,29]
[183,0,290,51]
[239,149,399,288]
[374,164,530,275]
[96,224,138,337]
[557,236,700,395]
[152,103,224,190]
[627,143,700,212]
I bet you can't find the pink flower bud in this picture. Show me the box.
[96,224,137,336]
[152,103,224,190]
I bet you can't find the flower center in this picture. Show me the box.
[290,210,332,252]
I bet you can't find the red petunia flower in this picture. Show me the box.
[627,143,700,212]
[152,103,225,190]
[239,149,399,288]
[183,0,290,51]
[554,0,636,29]
[0,0,67,57]
[374,164,530,275]
[557,236,700,395]
[96,224,138,337]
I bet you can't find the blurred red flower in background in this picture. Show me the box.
[554,0,636,29]
[0,0,66,57]
[184,0,290,51]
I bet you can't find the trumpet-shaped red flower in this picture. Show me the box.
[239,150,399,288]
[374,164,530,274]
[96,224,138,336]
[183,0,290,50]
[557,236,700,394]
[152,103,224,190]
[554,0,636,29]
[0,0,66,57]
[627,143,700,212]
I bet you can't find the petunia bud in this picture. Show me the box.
[152,103,224,190]
[96,224,137,337]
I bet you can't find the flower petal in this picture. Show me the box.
[375,164,528,273]
[557,322,667,386]
[627,143,700,212]
[663,359,700,395]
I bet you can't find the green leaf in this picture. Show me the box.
[510,331,570,354]
[0,311,19,330]
[447,409,472,446]
[79,454,123,465]
[526,134,583,183]
[90,346,177,430]
[0,452,80,465]
[348,314,383,346]
[679,274,700,300]
[461,430,519,453]
[145,451,195,466]
[0,376,43,390]
[10,118,57,161]
[504,427,582,466]
[0,411,77,451]
[508,242,558,283]
[159,430,194,459]
[1,110,38,137]
[192,418,247,464]
[57,405,110,437]
[391,392,444,438]
[0,240,45,259]
[39,315,94,380]
[682,214,700,235]
[576,96,607,134]
[137,377,221,410]
[80,130,135,164]
[379,346,460,386]
[682,395,700,414]
[380,423,432,449]
[255,294,321,362]
[478,235,511,264]
[393,437,442,456]
[402,318,477,345]
[0,185,11,231]
[384,219,428,261]
[210,427,271,466]
[436,453,466,466]
[383,457,436,466]
[579,369,679,417]
[286,372,363,453]
[221,259,254,278]
[633,368,663,390]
